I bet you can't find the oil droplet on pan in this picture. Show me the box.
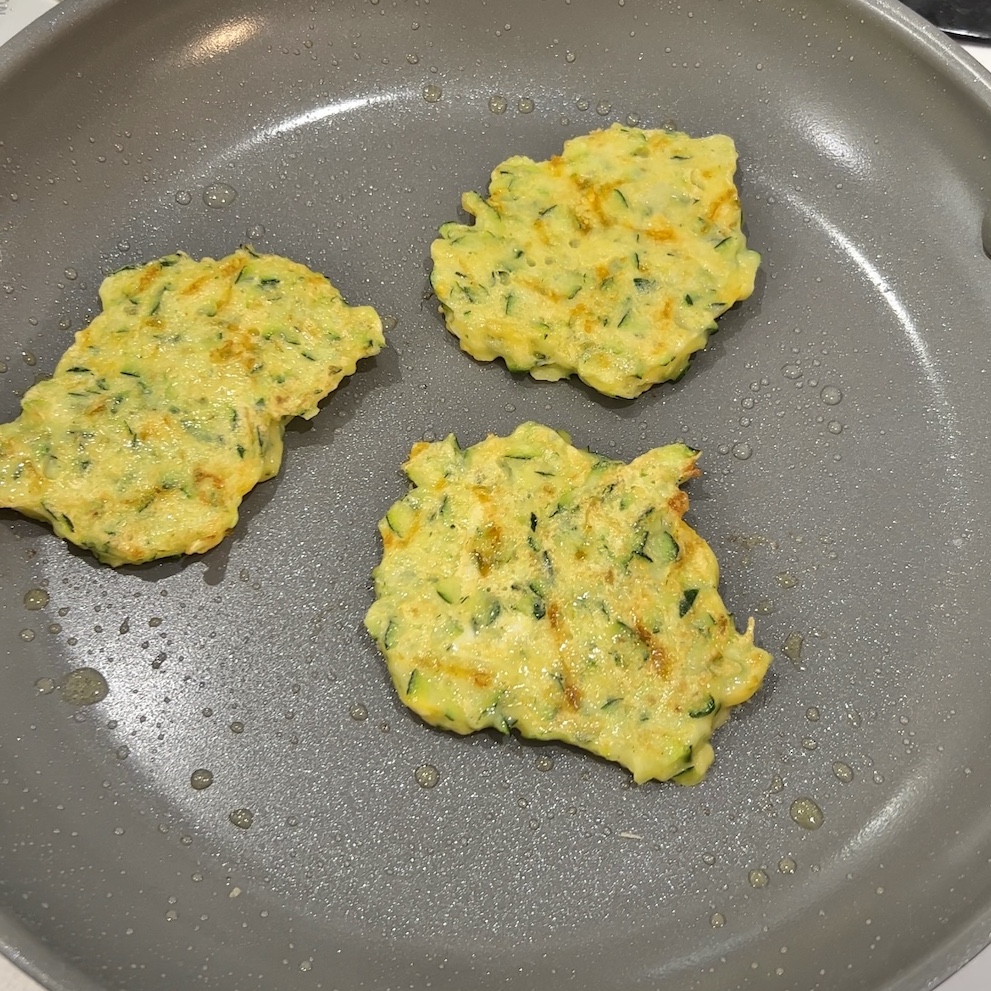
[422,84,443,103]
[517,97,535,114]
[60,667,109,706]
[778,856,797,874]
[790,797,824,830]
[782,632,804,665]
[175,190,192,205]
[203,183,237,208]
[35,677,55,695]
[833,761,854,783]
[488,94,508,114]
[820,385,843,405]
[710,912,726,928]
[731,442,752,461]
[229,808,254,829]
[749,869,769,888]
[414,764,440,788]
[535,754,554,771]
[190,769,214,790]
[349,703,368,721]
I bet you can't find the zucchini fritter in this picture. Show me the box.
[365,422,770,784]
[430,124,760,398]
[0,248,384,565]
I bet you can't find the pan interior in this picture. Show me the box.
[1,1,991,990]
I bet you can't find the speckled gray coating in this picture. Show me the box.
[0,1,990,990]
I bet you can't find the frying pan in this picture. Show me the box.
[1,1,991,989]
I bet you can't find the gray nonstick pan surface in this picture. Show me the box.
[1,1,991,989]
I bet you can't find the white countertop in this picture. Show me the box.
[1,1,990,990]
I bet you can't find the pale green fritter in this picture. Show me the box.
[0,247,384,565]
[365,422,771,784]
[430,124,761,399]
